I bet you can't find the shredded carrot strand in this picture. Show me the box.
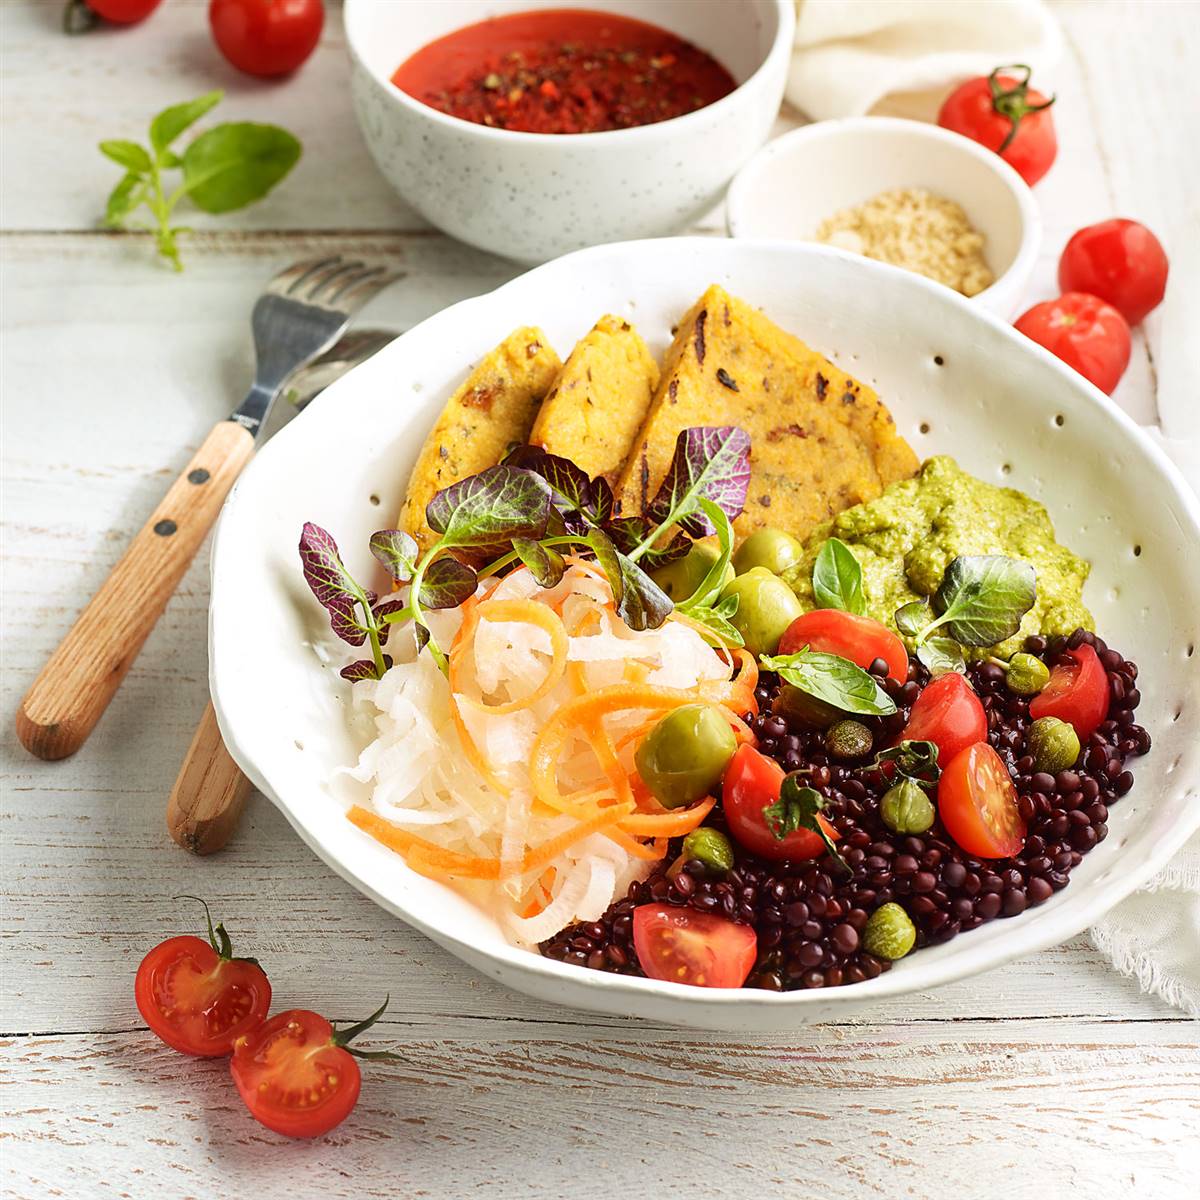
[461,598,568,715]
[617,795,716,836]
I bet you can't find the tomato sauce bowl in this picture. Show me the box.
[344,0,794,263]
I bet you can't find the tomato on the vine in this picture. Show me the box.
[897,672,987,766]
[632,903,757,988]
[1058,219,1169,325]
[778,609,909,683]
[1014,292,1131,395]
[209,0,324,78]
[1029,644,1109,741]
[938,742,1026,859]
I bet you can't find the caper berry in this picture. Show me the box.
[772,683,841,730]
[1005,652,1051,696]
[862,902,916,960]
[681,827,735,875]
[732,527,805,577]
[880,778,935,835]
[651,541,734,602]
[825,719,874,760]
[635,703,737,810]
[1026,716,1081,774]
[719,568,804,657]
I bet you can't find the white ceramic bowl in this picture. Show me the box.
[210,239,1200,1033]
[727,117,1041,317]
[345,0,794,263]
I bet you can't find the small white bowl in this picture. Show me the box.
[344,0,794,264]
[727,117,1041,317]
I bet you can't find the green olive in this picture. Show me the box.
[863,902,917,961]
[1005,652,1051,696]
[650,541,734,602]
[772,683,841,730]
[880,778,935,835]
[733,527,805,577]
[681,827,735,875]
[719,568,803,657]
[1027,716,1081,774]
[635,703,737,811]
[825,719,874,760]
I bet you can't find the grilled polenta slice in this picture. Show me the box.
[530,315,659,484]
[399,327,561,553]
[615,286,919,542]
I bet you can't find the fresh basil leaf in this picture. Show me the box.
[369,529,419,583]
[760,647,897,717]
[587,527,672,632]
[894,601,929,638]
[512,537,566,589]
[931,555,1037,647]
[426,465,553,549]
[604,516,690,570]
[646,426,751,537]
[182,122,301,214]
[764,777,850,872]
[340,656,392,682]
[871,740,941,784]
[99,139,152,174]
[917,637,966,676]
[104,172,142,227]
[299,522,376,646]
[150,90,223,156]
[418,556,478,610]
[676,603,744,650]
[812,537,867,615]
[678,498,735,610]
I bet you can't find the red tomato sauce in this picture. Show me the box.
[391,8,736,135]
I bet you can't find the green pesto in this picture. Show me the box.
[783,456,1093,660]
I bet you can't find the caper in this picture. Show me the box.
[651,540,733,602]
[719,568,803,657]
[772,683,841,730]
[1005,652,1051,696]
[880,778,935,835]
[635,703,737,810]
[825,719,874,760]
[862,902,916,961]
[1026,716,1081,774]
[681,827,735,875]
[733,527,805,577]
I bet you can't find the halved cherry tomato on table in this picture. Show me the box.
[134,898,271,1057]
[1014,292,1131,395]
[230,999,396,1138]
[897,672,987,766]
[778,609,909,683]
[1058,219,1169,326]
[722,744,838,861]
[938,742,1026,859]
[632,903,757,988]
[938,65,1057,186]
[1029,643,1109,741]
[209,0,324,78]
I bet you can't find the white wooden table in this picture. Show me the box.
[2,2,1197,1197]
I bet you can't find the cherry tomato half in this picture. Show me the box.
[632,903,757,988]
[135,918,271,1057]
[209,0,324,78]
[85,0,163,22]
[778,609,909,683]
[898,672,987,766]
[1029,644,1109,741]
[938,66,1057,186]
[1058,219,1169,326]
[938,742,1026,859]
[1014,292,1132,395]
[722,744,837,861]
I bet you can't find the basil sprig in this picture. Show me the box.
[763,776,850,873]
[760,647,897,717]
[812,537,867,615]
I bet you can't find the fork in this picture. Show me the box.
[16,256,402,761]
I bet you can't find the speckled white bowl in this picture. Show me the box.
[727,118,1041,318]
[345,0,794,263]
[209,239,1200,1032]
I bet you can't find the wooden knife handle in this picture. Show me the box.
[167,701,253,855]
[15,420,254,760]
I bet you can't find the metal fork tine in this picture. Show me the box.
[299,259,366,302]
[269,255,343,296]
[334,269,405,315]
[321,264,387,305]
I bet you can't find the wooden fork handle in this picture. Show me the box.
[167,701,253,855]
[16,420,254,761]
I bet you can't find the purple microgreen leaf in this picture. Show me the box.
[299,522,374,646]
[604,516,691,570]
[425,465,553,548]
[340,656,392,682]
[512,537,566,589]
[371,597,410,645]
[369,529,419,583]
[414,622,430,654]
[647,426,751,537]
[418,556,478,610]
[586,527,672,632]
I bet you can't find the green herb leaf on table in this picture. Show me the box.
[587,527,672,632]
[99,140,153,173]
[182,122,302,215]
[643,426,751,543]
[369,529,419,583]
[150,91,223,156]
[812,537,867,615]
[760,647,897,717]
[916,637,967,676]
[104,173,143,228]
[764,776,850,873]
[870,740,941,785]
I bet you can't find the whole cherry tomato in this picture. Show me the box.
[134,899,271,1057]
[938,742,1026,859]
[897,672,987,766]
[938,65,1057,186]
[632,904,758,988]
[209,0,324,78]
[84,0,163,22]
[1058,219,1169,325]
[778,609,909,683]
[1014,292,1132,395]
[1029,644,1109,741]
